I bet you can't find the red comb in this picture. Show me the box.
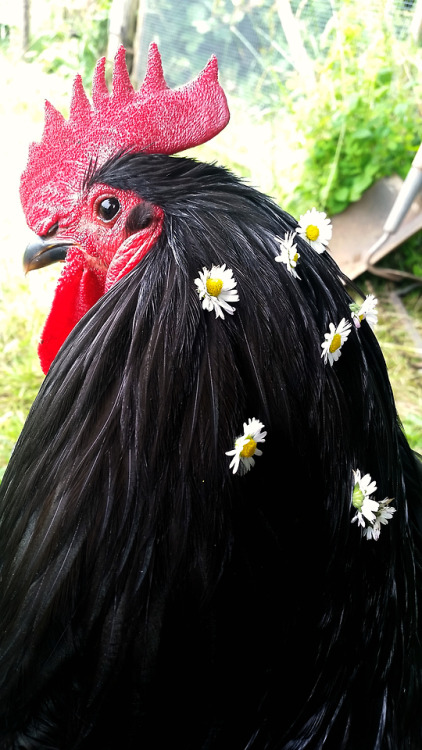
[20,44,230,230]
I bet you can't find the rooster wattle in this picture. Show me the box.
[0,45,422,749]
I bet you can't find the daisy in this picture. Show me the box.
[226,418,267,475]
[351,469,379,528]
[274,231,301,279]
[297,208,332,254]
[352,495,380,528]
[350,294,378,330]
[351,469,396,540]
[363,498,396,540]
[195,264,239,319]
[321,318,352,366]
[352,468,378,505]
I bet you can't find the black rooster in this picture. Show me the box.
[0,45,421,750]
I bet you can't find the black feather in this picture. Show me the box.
[1,153,421,749]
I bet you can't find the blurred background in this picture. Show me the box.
[0,0,421,476]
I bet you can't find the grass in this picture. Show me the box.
[0,260,59,478]
[363,281,422,453]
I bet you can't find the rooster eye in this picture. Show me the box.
[44,221,58,238]
[97,197,120,223]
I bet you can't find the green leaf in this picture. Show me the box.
[335,186,350,202]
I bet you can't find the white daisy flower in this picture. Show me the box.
[352,469,378,502]
[351,469,396,540]
[195,264,239,319]
[351,468,379,526]
[363,498,396,540]
[350,294,378,329]
[274,231,301,279]
[352,496,380,528]
[297,207,332,254]
[321,318,352,366]
[226,417,267,475]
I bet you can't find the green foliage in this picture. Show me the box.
[369,283,422,454]
[24,0,112,87]
[0,270,46,480]
[279,3,422,217]
[403,413,422,454]
[385,234,422,278]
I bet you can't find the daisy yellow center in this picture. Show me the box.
[359,314,365,321]
[293,252,299,262]
[329,333,341,353]
[240,438,257,458]
[306,224,320,241]
[206,278,223,297]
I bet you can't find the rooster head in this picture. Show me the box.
[20,44,230,373]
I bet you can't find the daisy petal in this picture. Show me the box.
[297,208,332,253]
[321,318,352,366]
[195,264,239,319]
[226,418,266,475]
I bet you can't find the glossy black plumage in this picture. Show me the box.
[1,154,422,749]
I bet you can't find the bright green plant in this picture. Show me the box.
[0,270,46,481]
[23,0,112,87]
[278,2,422,217]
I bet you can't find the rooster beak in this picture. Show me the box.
[23,237,75,273]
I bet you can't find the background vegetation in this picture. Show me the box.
[0,0,421,478]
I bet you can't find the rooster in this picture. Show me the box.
[0,44,422,750]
